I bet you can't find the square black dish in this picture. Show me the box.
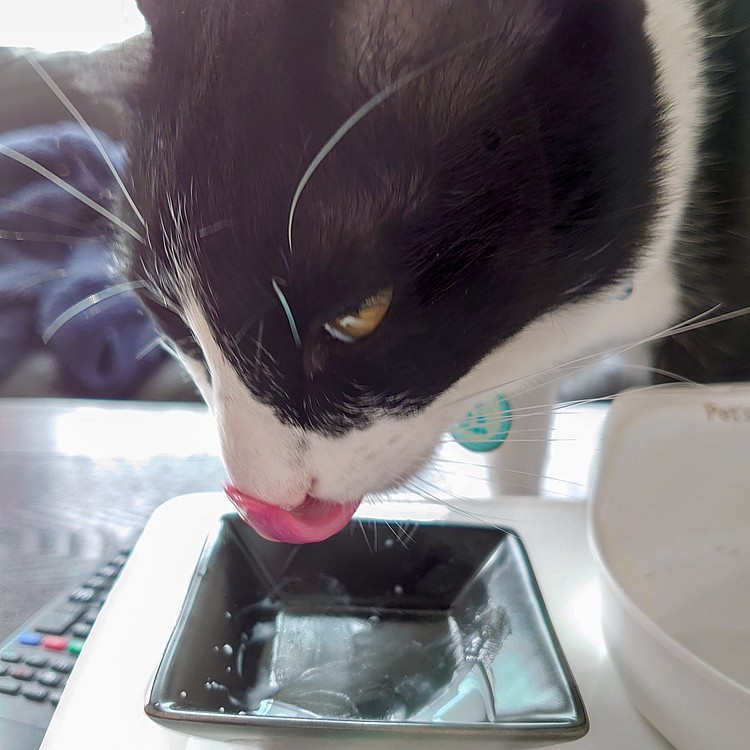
[146,514,587,742]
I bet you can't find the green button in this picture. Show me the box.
[451,393,512,452]
[67,639,84,656]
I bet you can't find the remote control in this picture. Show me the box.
[0,545,134,750]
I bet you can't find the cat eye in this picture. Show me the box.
[325,287,393,343]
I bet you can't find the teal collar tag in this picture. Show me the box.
[451,393,512,452]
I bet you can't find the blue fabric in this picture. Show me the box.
[0,122,165,395]
[36,239,164,397]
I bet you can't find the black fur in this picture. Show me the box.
[657,0,750,383]
[125,0,663,433]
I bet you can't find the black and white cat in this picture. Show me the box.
[113,0,746,542]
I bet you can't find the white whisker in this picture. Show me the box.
[432,463,586,494]
[403,479,522,538]
[0,195,91,231]
[444,436,575,445]
[253,318,265,380]
[198,219,232,239]
[287,31,501,255]
[271,277,301,349]
[136,336,165,361]
[356,518,374,554]
[5,267,66,297]
[42,279,148,344]
[159,338,182,360]
[22,51,147,229]
[0,143,146,245]
[0,228,102,243]
[440,304,750,412]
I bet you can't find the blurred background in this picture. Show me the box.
[0,0,144,52]
[0,0,202,401]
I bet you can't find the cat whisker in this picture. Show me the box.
[234,312,261,346]
[0,143,146,245]
[287,29,506,255]
[655,304,750,339]
[0,196,92,231]
[253,318,265,380]
[0,228,103,243]
[442,436,574,446]
[439,304,750,413]
[393,519,418,546]
[271,276,302,349]
[443,377,709,430]
[42,279,149,344]
[431,457,587,487]
[139,281,187,318]
[432,462,586,494]
[380,519,412,549]
[356,518,374,554]
[159,338,182,360]
[403,478,522,539]
[448,391,686,429]
[22,50,146,229]
[6,267,67,298]
[198,219,232,239]
[136,335,166,361]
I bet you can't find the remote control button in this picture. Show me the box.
[111,554,129,567]
[37,670,63,688]
[24,653,49,668]
[85,576,109,590]
[49,689,63,706]
[49,658,74,674]
[82,609,99,625]
[71,623,91,639]
[98,565,119,578]
[0,650,21,663]
[22,685,48,702]
[41,636,68,652]
[69,587,97,604]
[35,604,86,636]
[0,677,21,695]
[10,665,35,681]
[17,631,43,647]
[67,639,84,656]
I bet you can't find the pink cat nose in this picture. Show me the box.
[224,485,361,544]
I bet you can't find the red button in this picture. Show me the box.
[41,636,68,652]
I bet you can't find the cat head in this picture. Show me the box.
[122,0,661,541]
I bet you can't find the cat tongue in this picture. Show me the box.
[224,485,360,544]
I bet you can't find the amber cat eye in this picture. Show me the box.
[325,288,393,342]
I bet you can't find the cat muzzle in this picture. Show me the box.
[224,485,361,544]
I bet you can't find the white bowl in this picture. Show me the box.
[590,385,750,750]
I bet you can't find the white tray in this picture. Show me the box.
[42,492,672,749]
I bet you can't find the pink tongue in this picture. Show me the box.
[224,485,361,544]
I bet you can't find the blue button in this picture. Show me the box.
[17,632,42,647]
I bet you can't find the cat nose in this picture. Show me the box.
[224,484,361,544]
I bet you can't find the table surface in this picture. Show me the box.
[0,397,606,641]
[0,398,225,640]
